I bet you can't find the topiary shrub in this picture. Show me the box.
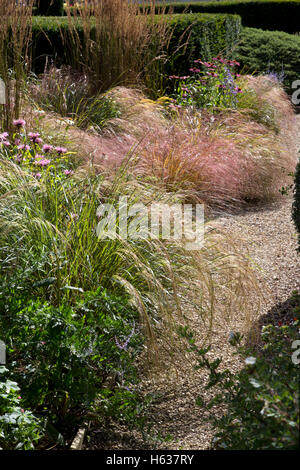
[292,155,300,252]
[36,0,64,16]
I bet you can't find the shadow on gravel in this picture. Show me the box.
[246,290,299,348]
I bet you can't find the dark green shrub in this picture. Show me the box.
[179,312,300,450]
[292,155,300,252]
[159,1,300,34]
[234,27,300,89]
[36,0,64,16]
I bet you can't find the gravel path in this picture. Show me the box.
[84,119,300,451]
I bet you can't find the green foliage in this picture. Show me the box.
[36,0,64,16]
[234,27,300,89]
[0,367,43,450]
[0,286,143,425]
[159,1,300,34]
[179,313,300,450]
[292,155,300,252]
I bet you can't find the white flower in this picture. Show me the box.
[245,356,256,365]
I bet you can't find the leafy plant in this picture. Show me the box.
[179,314,300,450]
[168,56,242,111]
[0,367,43,450]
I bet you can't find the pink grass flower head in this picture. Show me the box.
[13,119,26,128]
[55,146,67,154]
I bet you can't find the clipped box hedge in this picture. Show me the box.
[31,13,241,75]
[159,1,300,34]
[233,27,300,89]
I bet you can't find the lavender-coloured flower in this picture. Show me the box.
[115,323,135,351]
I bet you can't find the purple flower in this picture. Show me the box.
[55,146,67,154]
[13,119,26,128]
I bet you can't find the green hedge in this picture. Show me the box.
[159,1,300,34]
[292,156,300,252]
[31,14,241,76]
[233,27,300,89]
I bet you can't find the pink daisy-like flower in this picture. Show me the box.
[13,119,26,128]
[55,146,67,154]
[0,132,8,140]
[28,132,42,144]
[42,144,53,153]
[17,144,30,151]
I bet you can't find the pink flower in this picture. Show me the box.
[17,396,21,400]
[0,132,9,141]
[34,172,42,179]
[13,119,26,128]
[28,132,42,144]
[64,169,74,176]
[55,146,67,154]
[17,144,30,151]
[1,141,10,147]
[34,158,51,167]
[42,144,53,153]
